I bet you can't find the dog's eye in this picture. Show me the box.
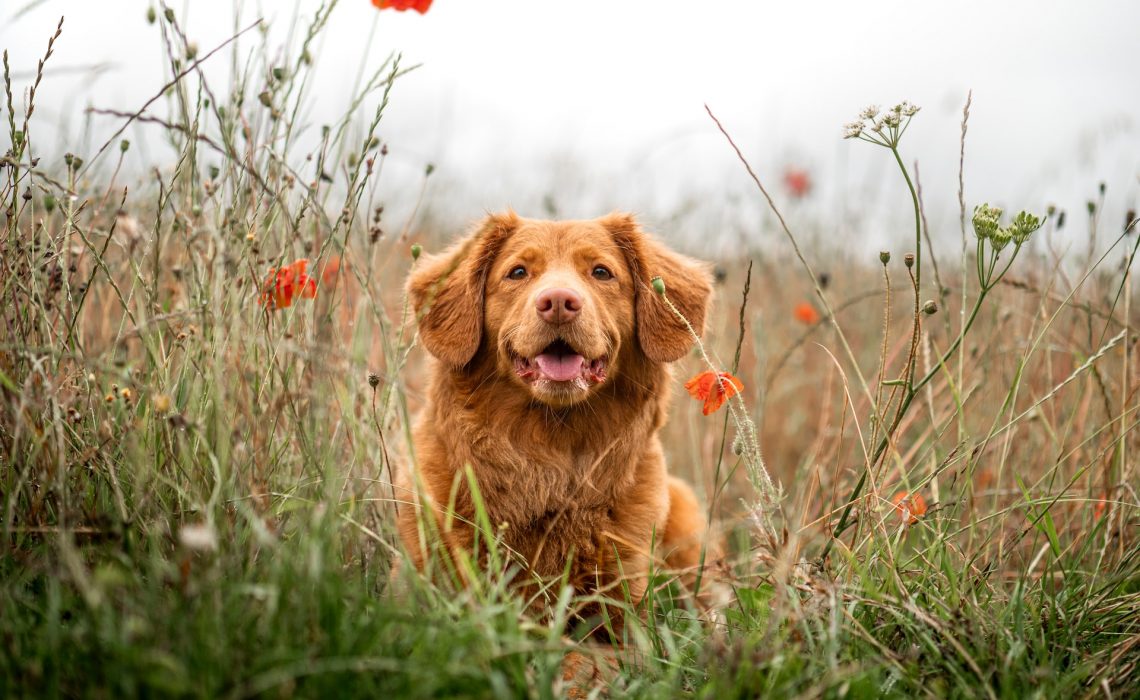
[591,265,613,281]
[507,265,528,281]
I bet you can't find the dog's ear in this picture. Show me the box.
[602,213,713,363]
[406,212,518,366]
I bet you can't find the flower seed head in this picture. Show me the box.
[1008,210,1042,244]
[367,373,380,389]
[904,253,915,268]
[895,100,920,117]
[879,251,891,265]
[972,203,1003,241]
[152,393,172,414]
[922,300,938,315]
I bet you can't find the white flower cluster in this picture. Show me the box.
[843,101,921,140]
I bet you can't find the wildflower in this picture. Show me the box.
[179,522,218,552]
[320,256,344,286]
[371,0,433,13]
[894,100,920,116]
[783,167,812,198]
[1094,493,1109,520]
[972,203,1003,241]
[859,105,880,121]
[152,393,172,414]
[843,121,864,139]
[684,369,744,416]
[259,258,317,310]
[890,491,927,525]
[119,387,132,402]
[793,301,821,325]
[1008,210,1042,244]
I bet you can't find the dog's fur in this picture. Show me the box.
[399,211,714,611]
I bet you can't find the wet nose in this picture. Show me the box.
[535,287,583,324]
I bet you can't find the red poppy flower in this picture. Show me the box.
[1094,493,1109,520]
[259,258,317,310]
[783,168,812,198]
[890,491,927,525]
[794,301,821,325]
[321,255,345,286]
[684,370,744,416]
[371,0,432,13]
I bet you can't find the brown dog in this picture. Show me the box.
[399,211,714,618]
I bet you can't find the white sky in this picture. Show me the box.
[4,0,1138,255]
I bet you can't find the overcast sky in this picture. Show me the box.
[4,0,1138,255]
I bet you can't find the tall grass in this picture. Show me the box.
[2,6,1139,698]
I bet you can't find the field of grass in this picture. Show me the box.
[3,7,1139,699]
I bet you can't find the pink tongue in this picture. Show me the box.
[535,353,585,382]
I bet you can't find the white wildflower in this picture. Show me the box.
[179,522,218,552]
[843,121,864,139]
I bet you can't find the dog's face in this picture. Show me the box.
[407,212,712,407]
[484,220,633,404]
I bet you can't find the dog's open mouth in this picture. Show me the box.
[513,339,607,385]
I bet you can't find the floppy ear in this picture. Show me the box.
[602,213,713,363]
[406,212,519,366]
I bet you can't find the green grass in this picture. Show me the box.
[3,4,1139,698]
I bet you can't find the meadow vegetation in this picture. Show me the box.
[2,6,1138,698]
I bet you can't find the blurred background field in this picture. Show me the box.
[2,2,1139,698]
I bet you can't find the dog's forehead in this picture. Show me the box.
[509,218,618,257]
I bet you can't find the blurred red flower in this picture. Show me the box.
[891,491,927,525]
[1094,493,1109,520]
[793,301,821,325]
[783,167,812,198]
[684,369,743,416]
[259,259,317,310]
[372,0,432,13]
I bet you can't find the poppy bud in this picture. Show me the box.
[185,43,198,60]
[147,6,156,23]
[1087,200,1096,216]
[164,7,174,22]
[120,139,130,153]
[879,251,890,265]
[651,277,666,295]
[922,300,937,315]
[410,244,422,260]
